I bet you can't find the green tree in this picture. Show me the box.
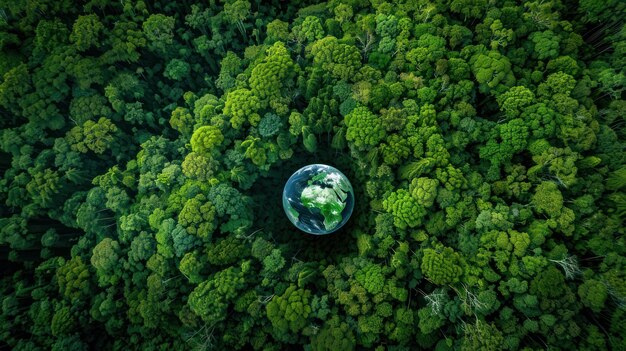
[450,0,488,20]
[532,181,563,217]
[421,246,464,285]
[179,250,207,284]
[249,42,297,109]
[529,30,560,60]
[470,51,515,94]
[409,177,439,207]
[178,194,217,240]
[311,315,356,351]
[578,279,607,313]
[103,20,146,63]
[309,36,362,81]
[70,14,104,51]
[142,14,175,53]
[164,59,191,81]
[56,256,91,302]
[207,236,247,266]
[497,86,535,119]
[190,125,224,154]
[182,152,218,181]
[293,16,325,43]
[223,88,261,129]
[266,285,312,337]
[188,266,246,324]
[66,117,118,154]
[383,189,426,229]
[223,0,250,37]
[51,305,75,337]
[266,19,290,44]
[91,238,122,287]
[461,320,504,351]
[345,106,386,149]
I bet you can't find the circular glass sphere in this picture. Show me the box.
[282,164,354,235]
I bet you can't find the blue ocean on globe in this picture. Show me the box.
[282,164,354,235]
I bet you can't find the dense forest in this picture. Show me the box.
[0,0,625,349]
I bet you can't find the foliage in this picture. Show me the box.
[0,0,624,350]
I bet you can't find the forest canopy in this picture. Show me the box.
[0,0,625,350]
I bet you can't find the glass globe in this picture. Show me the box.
[282,164,354,235]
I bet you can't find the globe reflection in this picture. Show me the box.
[282,164,354,235]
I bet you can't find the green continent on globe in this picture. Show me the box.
[300,171,350,230]
[285,201,299,222]
[301,185,345,230]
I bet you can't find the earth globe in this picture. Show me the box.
[282,164,354,235]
